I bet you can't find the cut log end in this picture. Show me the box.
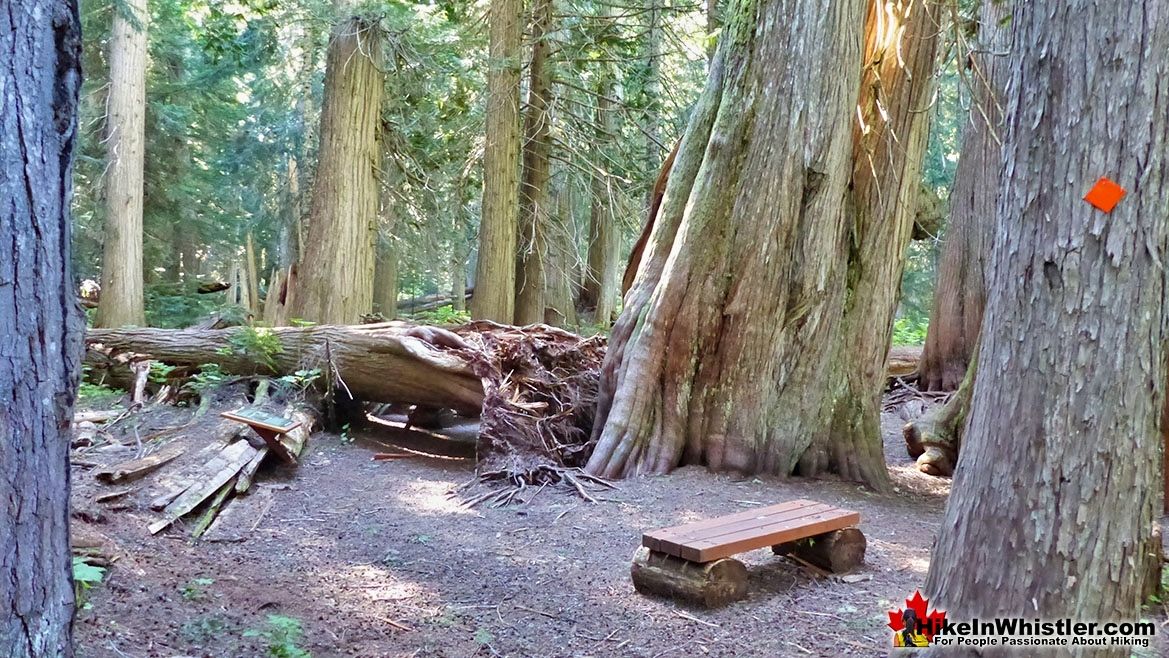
[772,527,866,574]
[630,546,748,608]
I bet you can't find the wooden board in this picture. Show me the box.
[221,408,301,434]
[643,499,860,563]
[148,440,258,534]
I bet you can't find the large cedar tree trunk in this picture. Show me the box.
[1,2,85,654]
[916,1,1009,392]
[799,0,942,490]
[290,16,384,324]
[586,0,867,478]
[472,0,522,323]
[96,0,147,327]
[514,0,555,325]
[923,3,1169,652]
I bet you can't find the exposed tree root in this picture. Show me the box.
[901,349,977,477]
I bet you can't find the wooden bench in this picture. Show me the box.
[632,499,865,607]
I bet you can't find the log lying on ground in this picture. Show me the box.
[772,528,866,574]
[86,322,485,414]
[886,346,922,380]
[630,546,748,608]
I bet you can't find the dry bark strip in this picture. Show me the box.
[94,441,186,484]
[148,440,258,534]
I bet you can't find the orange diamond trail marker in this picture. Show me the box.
[1084,176,1126,213]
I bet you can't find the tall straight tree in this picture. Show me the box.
[291,15,385,324]
[515,0,555,325]
[587,0,867,478]
[580,54,619,324]
[916,2,1010,392]
[800,0,942,489]
[473,0,523,323]
[1,1,84,655]
[924,1,1169,649]
[96,0,148,327]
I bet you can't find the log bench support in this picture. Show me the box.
[771,527,866,574]
[632,499,864,608]
[631,547,748,608]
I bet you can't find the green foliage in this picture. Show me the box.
[275,368,322,396]
[244,614,311,658]
[72,556,106,610]
[411,305,470,326]
[181,615,229,643]
[186,363,229,395]
[78,381,126,407]
[182,577,215,601]
[892,316,929,347]
[220,326,284,370]
[149,361,178,384]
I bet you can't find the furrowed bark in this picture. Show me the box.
[923,3,1169,654]
[0,2,85,654]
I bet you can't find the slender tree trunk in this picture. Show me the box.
[515,0,555,325]
[586,0,866,478]
[923,3,1169,652]
[96,0,147,327]
[544,179,579,327]
[450,246,468,313]
[706,0,720,60]
[290,16,384,324]
[916,2,1009,392]
[798,0,942,490]
[644,0,662,172]
[374,238,398,317]
[472,0,523,323]
[0,2,85,654]
[581,70,618,325]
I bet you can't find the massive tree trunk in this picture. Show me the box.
[799,0,942,490]
[580,68,619,325]
[289,15,384,324]
[924,2,1169,651]
[514,0,555,325]
[96,0,147,328]
[916,1,1009,392]
[87,324,485,414]
[472,0,523,323]
[586,0,866,478]
[1,2,84,654]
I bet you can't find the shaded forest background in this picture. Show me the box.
[71,0,966,338]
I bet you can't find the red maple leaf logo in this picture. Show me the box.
[888,590,947,642]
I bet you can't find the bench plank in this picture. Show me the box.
[644,499,860,563]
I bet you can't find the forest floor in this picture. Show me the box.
[70,399,1167,658]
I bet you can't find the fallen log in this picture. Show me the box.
[886,345,922,380]
[86,322,485,414]
[149,439,258,534]
[772,528,866,574]
[94,441,186,484]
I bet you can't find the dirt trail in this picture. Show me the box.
[70,409,1164,658]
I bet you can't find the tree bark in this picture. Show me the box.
[923,3,1169,653]
[472,0,523,323]
[916,1,1009,392]
[86,324,485,414]
[581,68,618,325]
[586,0,866,478]
[515,0,555,325]
[290,15,384,324]
[96,0,147,328]
[544,179,579,327]
[799,0,942,491]
[374,237,398,317]
[1,2,85,654]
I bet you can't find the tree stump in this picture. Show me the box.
[772,527,866,573]
[630,546,748,608]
